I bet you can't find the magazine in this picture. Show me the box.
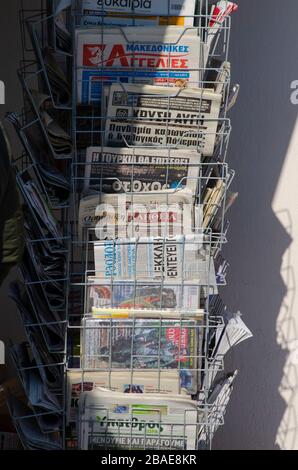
[76,26,203,103]
[104,84,222,156]
[93,235,217,285]
[84,147,201,194]
[86,278,202,311]
[78,388,199,449]
[80,0,196,26]
[78,188,194,239]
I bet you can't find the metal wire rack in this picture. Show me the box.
[5,0,239,451]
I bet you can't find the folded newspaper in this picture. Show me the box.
[201,311,252,392]
[206,2,238,58]
[86,278,202,310]
[55,14,72,52]
[84,147,201,194]
[42,111,73,157]
[212,311,253,361]
[10,343,62,421]
[9,281,65,354]
[53,1,72,52]
[18,318,63,393]
[78,188,195,239]
[16,175,64,249]
[104,84,221,155]
[76,26,204,103]
[198,371,238,447]
[78,388,200,449]
[93,235,217,285]
[7,395,62,451]
[43,47,71,105]
[67,370,192,425]
[203,179,227,229]
[21,244,66,312]
[6,113,70,207]
[29,90,73,157]
[81,317,201,393]
[58,0,238,55]
[78,0,196,26]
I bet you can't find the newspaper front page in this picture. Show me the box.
[67,370,193,424]
[84,146,201,194]
[76,27,203,103]
[78,188,195,239]
[81,317,200,393]
[105,84,222,155]
[79,389,199,449]
[80,0,196,26]
[93,235,217,285]
[86,277,201,311]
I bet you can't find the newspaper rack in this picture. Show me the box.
[9,343,64,432]
[4,0,246,451]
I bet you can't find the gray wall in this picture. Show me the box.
[1,0,297,449]
[214,0,298,450]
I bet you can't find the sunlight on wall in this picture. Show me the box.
[272,116,298,449]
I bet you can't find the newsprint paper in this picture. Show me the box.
[76,26,203,103]
[93,235,217,285]
[80,317,201,393]
[105,84,222,155]
[80,0,196,27]
[67,370,192,424]
[84,146,201,194]
[78,388,199,449]
[78,188,195,239]
[86,277,202,310]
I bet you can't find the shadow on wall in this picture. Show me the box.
[213,0,298,450]
[273,117,298,449]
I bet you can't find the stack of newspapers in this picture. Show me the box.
[65,0,252,451]
[2,0,74,450]
[4,0,251,451]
